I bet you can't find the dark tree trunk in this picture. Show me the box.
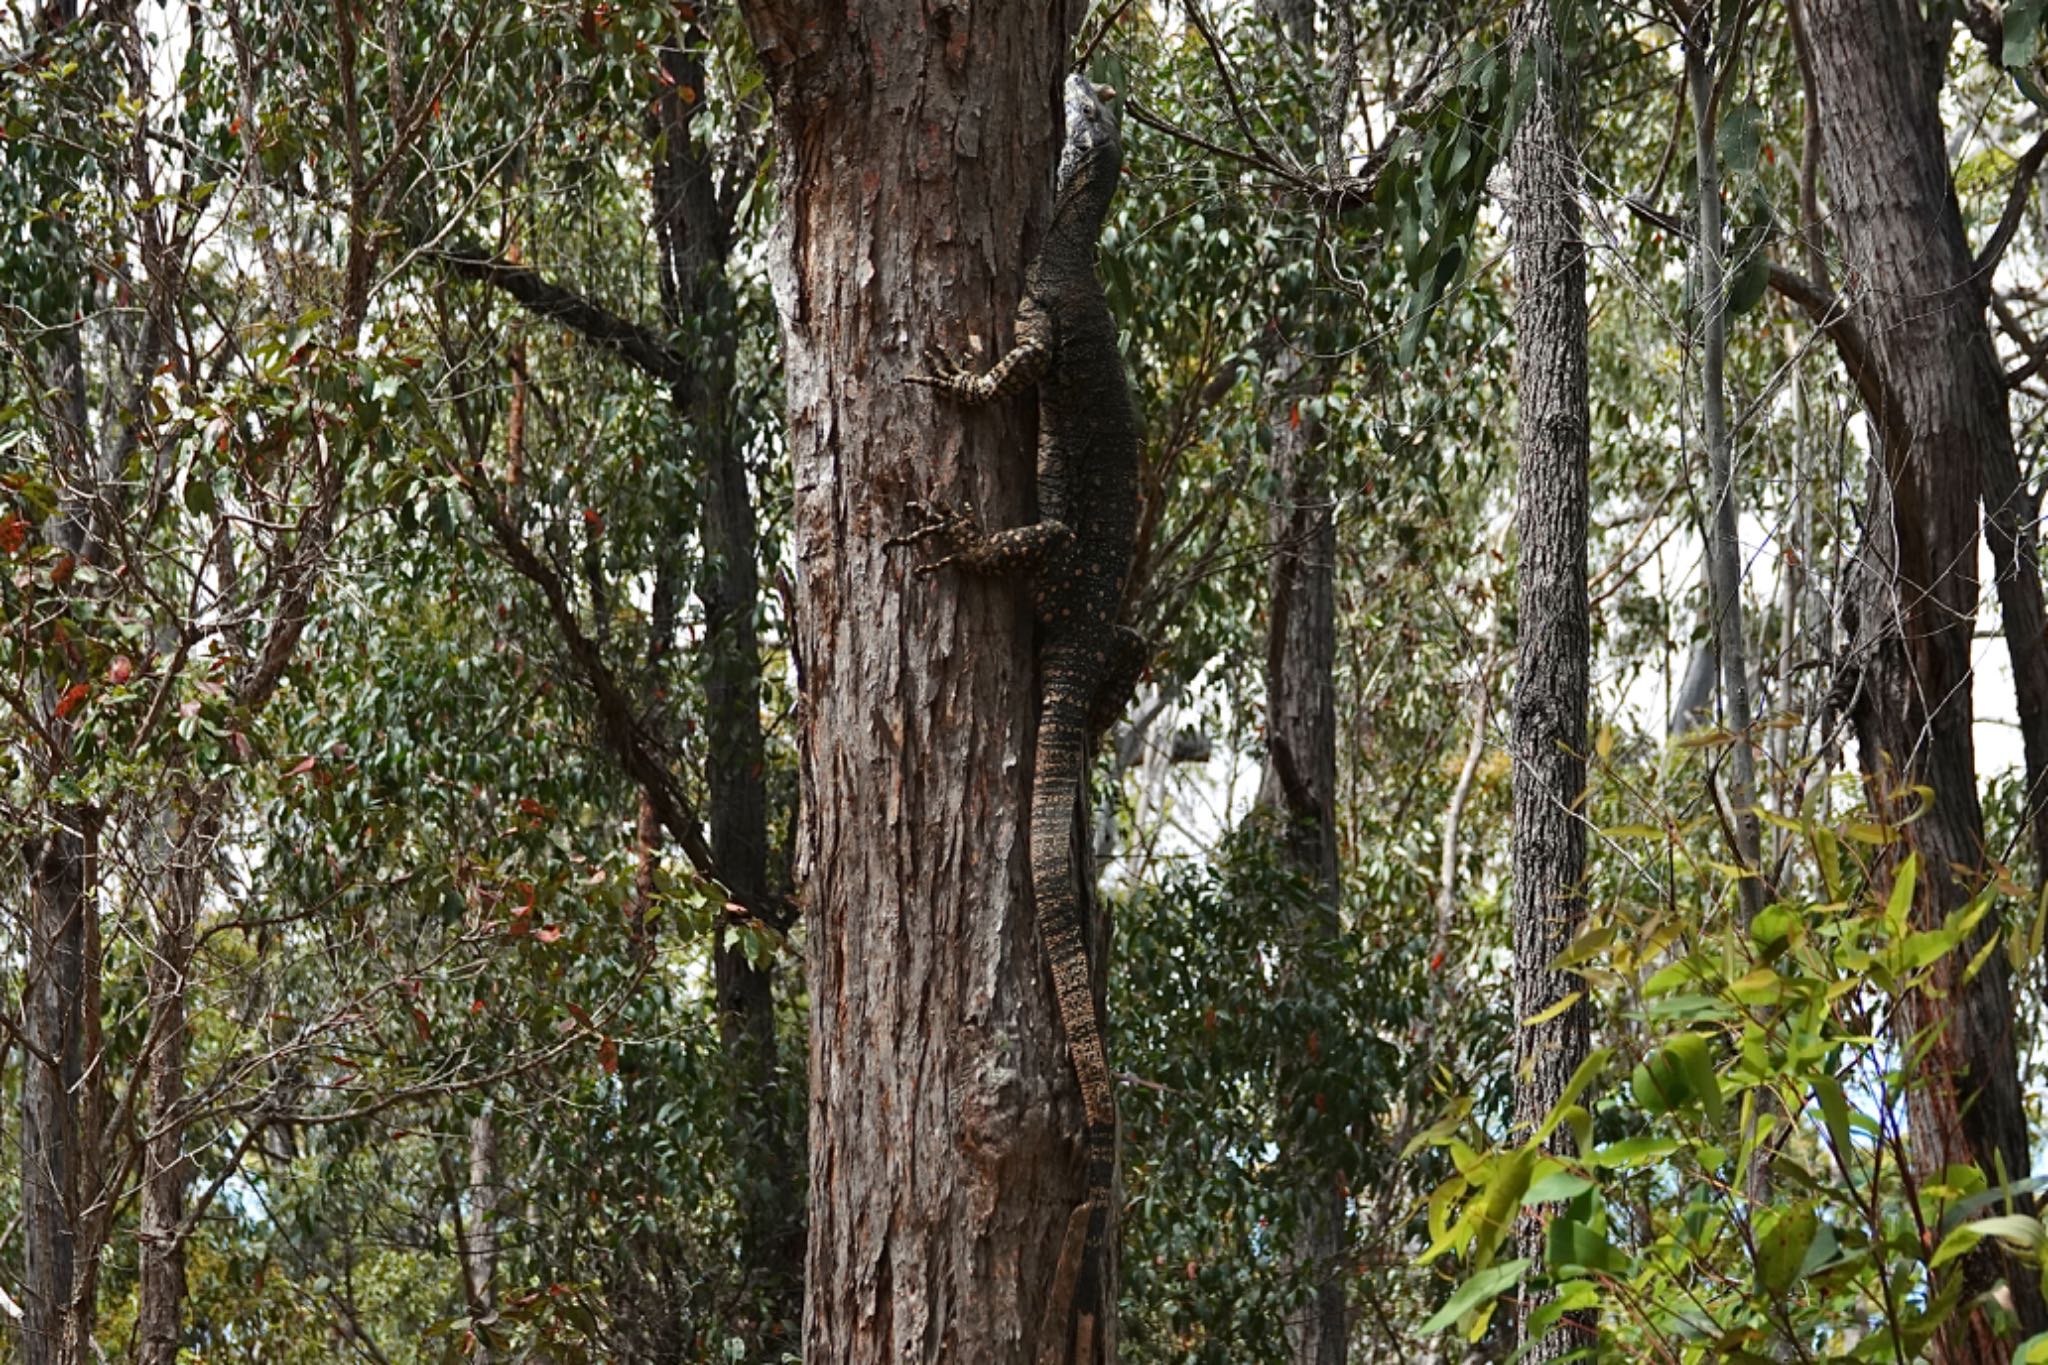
[737,6,1091,1359]
[1258,361,1348,1365]
[1980,438,2048,887]
[20,822,89,1365]
[1507,0,1592,1359]
[649,25,802,1342]
[1800,0,2048,1354]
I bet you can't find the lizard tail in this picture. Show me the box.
[1031,668,1117,1323]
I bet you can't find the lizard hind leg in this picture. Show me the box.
[887,498,1073,578]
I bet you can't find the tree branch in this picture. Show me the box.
[428,244,688,387]
[458,468,755,918]
[1973,130,2048,280]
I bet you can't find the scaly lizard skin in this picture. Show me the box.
[891,73,1142,1363]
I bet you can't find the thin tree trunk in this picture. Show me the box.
[1800,0,2048,1354]
[737,6,1091,1360]
[649,26,802,1341]
[1259,358,1347,1365]
[1980,434,2048,885]
[1507,0,1592,1358]
[136,814,212,1365]
[1686,15,1764,920]
[464,1112,499,1360]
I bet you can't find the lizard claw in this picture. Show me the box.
[886,495,974,553]
[905,344,969,390]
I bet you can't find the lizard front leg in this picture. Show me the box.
[905,298,1053,404]
[887,497,1072,577]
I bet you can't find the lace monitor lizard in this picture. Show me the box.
[891,73,1143,1362]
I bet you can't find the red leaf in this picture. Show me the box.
[49,554,75,586]
[55,682,89,719]
[282,755,317,779]
[107,655,133,685]
[598,1036,618,1074]
[536,923,563,944]
[0,514,26,555]
[1288,402,1301,429]
[411,1006,432,1042]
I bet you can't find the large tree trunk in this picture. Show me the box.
[737,7,1093,1361]
[1800,1,2048,1354]
[1259,365,1348,1365]
[1506,0,1592,1359]
[649,26,803,1341]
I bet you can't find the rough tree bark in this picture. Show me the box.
[737,6,1094,1361]
[20,820,91,1365]
[1800,0,2048,1354]
[1258,355,1348,1365]
[135,812,213,1365]
[1506,0,1592,1359]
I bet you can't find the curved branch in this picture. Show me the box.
[1973,130,2048,281]
[429,244,688,387]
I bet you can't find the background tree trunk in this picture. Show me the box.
[20,822,89,1365]
[1800,0,2048,1354]
[135,812,212,1365]
[1259,356,1348,1365]
[1507,0,1593,1358]
[1686,14,1764,918]
[737,6,1092,1360]
[649,26,803,1342]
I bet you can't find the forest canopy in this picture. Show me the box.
[5,1,2048,1362]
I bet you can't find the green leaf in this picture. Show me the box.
[1522,990,1582,1027]
[1727,248,1770,315]
[1717,99,1763,175]
[1814,825,1844,899]
[1473,1147,1536,1268]
[1813,1074,1854,1167]
[1547,1214,1627,1273]
[1632,1032,1722,1124]
[1532,1046,1612,1146]
[1886,854,1918,937]
[1931,1214,2046,1270]
[183,475,216,517]
[1418,1258,1531,1335]
[1756,1205,1819,1294]
[1590,1135,1681,1168]
[2012,1330,2048,1364]
[1524,1170,1596,1205]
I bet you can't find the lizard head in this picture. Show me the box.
[1055,73,1122,207]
